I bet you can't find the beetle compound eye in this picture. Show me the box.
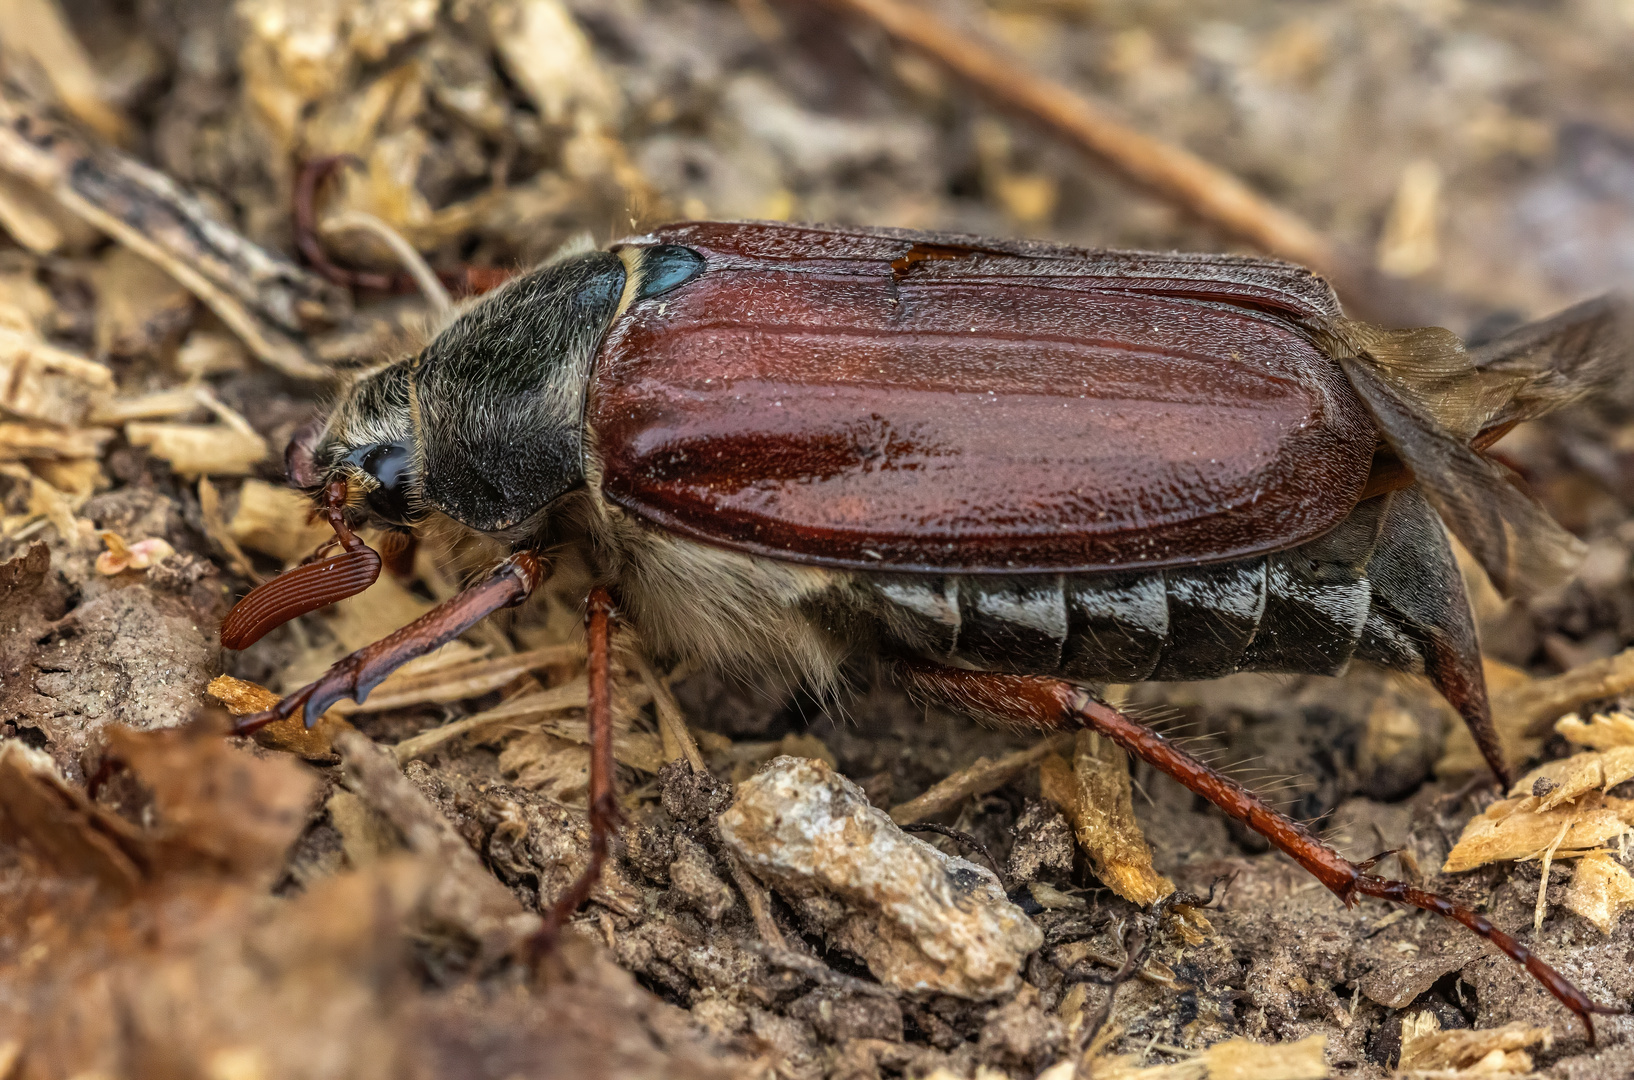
[352,442,415,524]
[635,245,704,302]
[363,442,411,488]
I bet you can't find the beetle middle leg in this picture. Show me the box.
[896,660,1623,1040]
[532,587,623,951]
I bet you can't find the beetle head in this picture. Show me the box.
[298,361,423,530]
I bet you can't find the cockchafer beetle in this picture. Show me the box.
[222,221,1631,1033]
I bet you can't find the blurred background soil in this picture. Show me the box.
[2,1,1634,1078]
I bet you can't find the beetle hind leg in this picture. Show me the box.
[894,659,1620,1039]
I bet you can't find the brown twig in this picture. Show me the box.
[889,733,1072,825]
[814,0,1334,270]
[900,821,1005,885]
[0,87,342,379]
[626,650,707,772]
[725,851,790,951]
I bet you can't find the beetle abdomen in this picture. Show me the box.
[868,547,1375,684]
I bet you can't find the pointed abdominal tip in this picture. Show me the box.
[220,546,382,650]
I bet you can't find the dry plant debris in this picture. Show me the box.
[1040,729,1174,906]
[1,0,1633,1076]
[1396,1013,1552,1076]
[1444,710,1634,935]
[1037,1033,1328,1080]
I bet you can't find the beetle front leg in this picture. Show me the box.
[232,550,548,734]
[895,660,1624,1042]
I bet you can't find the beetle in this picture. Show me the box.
[223,221,1629,1032]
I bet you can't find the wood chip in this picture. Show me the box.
[1204,1034,1328,1080]
[198,476,260,582]
[0,0,130,142]
[125,421,268,476]
[0,326,110,425]
[1397,1013,1549,1075]
[1040,730,1173,905]
[0,170,96,253]
[628,649,706,771]
[1557,709,1634,750]
[1442,791,1634,873]
[0,420,113,460]
[207,673,356,761]
[92,245,195,358]
[226,478,331,563]
[488,0,619,128]
[1563,850,1634,934]
[1067,1033,1328,1080]
[1505,646,1634,739]
[88,386,203,424]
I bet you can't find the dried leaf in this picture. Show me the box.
[1563,850,1634,934]
[102,721,317,881]
[1040,730,1173,905]
[1,721,316,894]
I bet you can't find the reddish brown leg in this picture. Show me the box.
[897,661,1623,1042]
[294,156,398,292]
[233,550,546,733]
[294,157,517,299]
[532,588,622,953]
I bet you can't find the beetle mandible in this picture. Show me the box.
[222,221,1630,1033]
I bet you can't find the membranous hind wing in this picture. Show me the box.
[1315,297,1633,597]
[591,222,1376,574]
